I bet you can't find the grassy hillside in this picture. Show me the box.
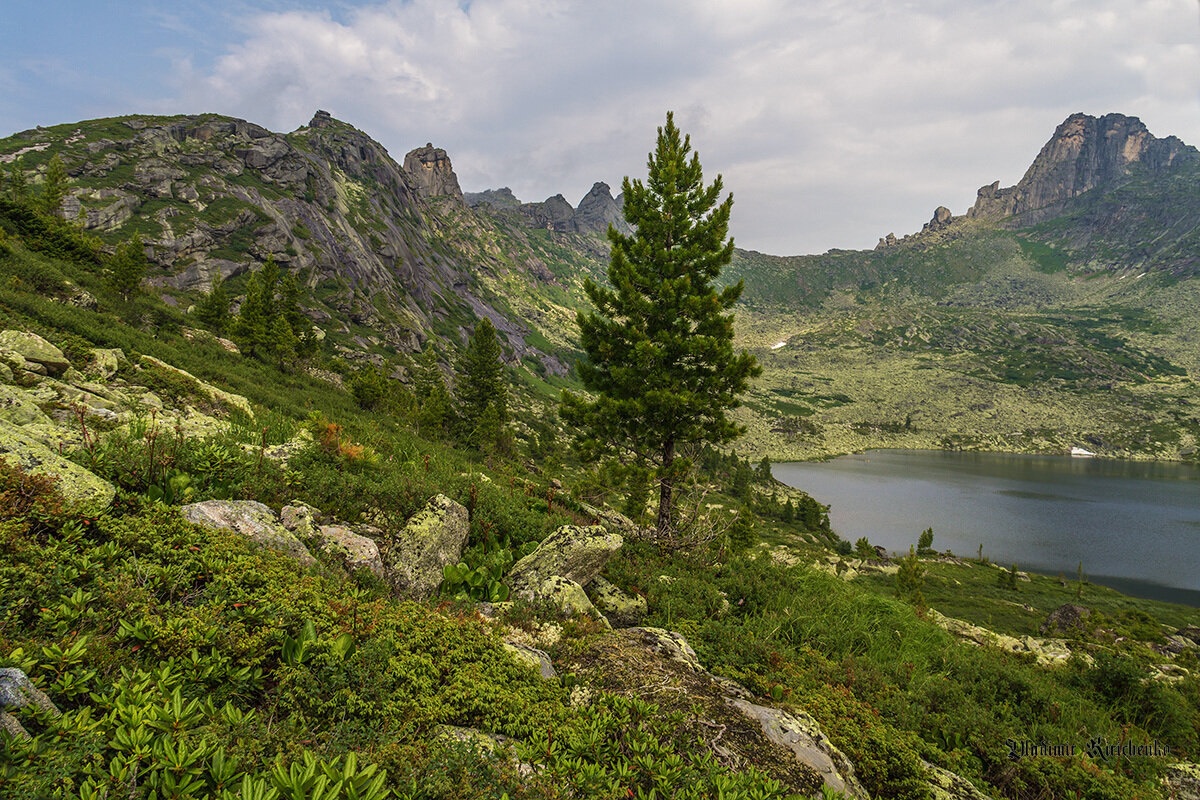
[1,168,1198,800]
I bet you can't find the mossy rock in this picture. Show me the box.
[180,500,315,566]
[0,331,70,375]
[0,419,115,515]
[385,493,469,599]
[588,576,646,627]
[506,524,623,591]
[0,385,53,428]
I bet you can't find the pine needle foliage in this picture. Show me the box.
[562,112,760,536]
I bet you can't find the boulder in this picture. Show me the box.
[0,385,53,428]
[624,627,704,672]
[0,668,59,715]
[280,501,322,538]
[729,698,868,799]
[506,524,623,591]
[522,575,609,623]
[1165,763,1200,800]
[88,348,123,379]
[503,642,556,680]
[315,525,384,578]
[180,500,315,566]
[923,760,996,800]
[1039,604,1091,636]
[139,355,253,415]
[385,494,469,599]
[0,362,12,385]
[0,331,70,375]
[588,576,646,627]
[0,668,60,742]
[0,419,115,514]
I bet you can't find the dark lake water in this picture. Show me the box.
[774,450,1200,607]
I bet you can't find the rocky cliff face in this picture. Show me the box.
[0,110,600,373]
[968,113,1197,225]
[403,143,464,204]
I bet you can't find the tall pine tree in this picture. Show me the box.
[562,112,760,536]
[195,275,230,333]
[456,318,508,452]
[39,155,69,219]
[412,344,452,438]
[107,234,147,301]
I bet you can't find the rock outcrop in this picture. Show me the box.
[0,419,115,514]
[384,494,469,599]
[464,187,520,209]
[588,576,646,627]
[403,144,464,204]
[181,500,316,566]
[929,609,1083,668]
[1039,603,1091,636]
[572,182,631,235]
[506,524,623,591]
[0,667,61,740]
[968,113,1197,225]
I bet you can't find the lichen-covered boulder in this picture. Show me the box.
[923,760,996,800]
[589,576,646,627]
[506,524,622,591]
[280,501,321,538]
[0,385,53,428]
[1165,763,1200,800]
[729,698,868,799]
[1039,603,1091,636]
[89,348,124,379]
[0,362,11,385]
[385,494,469,599]
[316,525,384,578]
[181,500,315,566]
[0,419,115,514]
[0,331,70,375]
[519,575,609,625]
[503,642,556,680]
[624,627,705,671]
[139,355,252,415]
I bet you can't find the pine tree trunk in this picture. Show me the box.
[656,437,675,536]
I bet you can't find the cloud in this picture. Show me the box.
[167,0,1200,255]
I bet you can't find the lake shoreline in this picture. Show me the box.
[775,449,1200,607]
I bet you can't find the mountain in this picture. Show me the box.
[4,109,1200,462]
[722,113,1200,461]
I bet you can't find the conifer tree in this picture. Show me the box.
[561,112,760,536]
[108,234,146,301]
[412,344,452,437]
[456,318,508,452]
[9,159,27,203]
[231,257,279,358]
[39,155,69,218]
[195,276,230,333]
[278,269,316,357]
[757,456,772,482]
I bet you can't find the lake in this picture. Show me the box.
[774,450,1200,607]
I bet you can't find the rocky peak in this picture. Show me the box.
[968,112,1198,224]
[308,110,335,129]
[403,144,464,205]
[573,181,631,235]
[518,194,576,231]
[464,187,521,209]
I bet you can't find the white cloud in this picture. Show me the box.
[168,0,1200,254]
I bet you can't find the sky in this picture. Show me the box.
[3,1,1199,256]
